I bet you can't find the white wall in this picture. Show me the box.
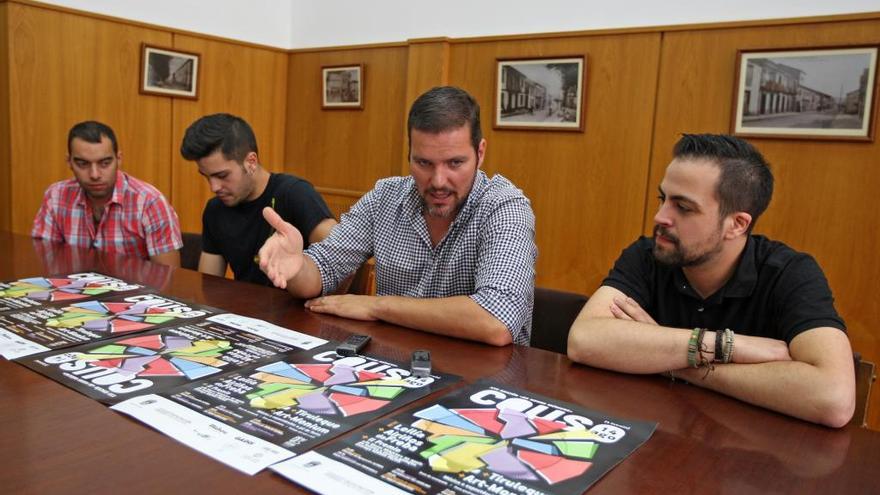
[34,0,880,49]
[33,0,294,48]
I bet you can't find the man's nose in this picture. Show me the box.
[430,166,448,189]
[209,178,222,193]
[654,202,672,226]
[88,164,101,180]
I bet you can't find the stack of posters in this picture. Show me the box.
[273,381,656,495]
[16,313,326,404]
[0,292,215,359]
[111,346,460,474]
[0,272,144,313]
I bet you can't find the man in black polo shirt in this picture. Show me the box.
[568,134,854,427]
[181,113,336,285]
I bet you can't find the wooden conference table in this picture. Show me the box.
[1,231,878,494]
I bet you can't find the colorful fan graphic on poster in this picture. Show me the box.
[46,299,185,334]
[78,333,232,380]
[0,293,214,359]
[412,404,600,484]
[20,318,324,404]
[245,360,415,417]
[273,380,656,495]
[0,272,142,312]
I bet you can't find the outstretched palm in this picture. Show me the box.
[257,207,304,289]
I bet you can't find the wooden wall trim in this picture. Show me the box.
[289,40,409,54]
[8,0,288,52]
[0,2,11,231]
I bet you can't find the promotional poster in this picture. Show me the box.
[0,272,143,313]
[112,346,460,474]
[18,315,322,404]
[0,293,214,359]
[274,380,657,495]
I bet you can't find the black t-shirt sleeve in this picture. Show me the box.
[201,200,221,255]
[277,179,334,247]
[601,237,654,310]
[772,254,846,343]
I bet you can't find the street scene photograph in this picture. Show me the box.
[733,47,877,138]
[495,57,584,130]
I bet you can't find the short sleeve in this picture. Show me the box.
[601,237,655,310]
[772,254,846,343]
[278,179,334,246]
[468,195,537,346]
[304,189,377,295]
[142,195,184,256]
[31,187,63,242]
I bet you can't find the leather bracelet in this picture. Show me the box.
[714,329,724,363]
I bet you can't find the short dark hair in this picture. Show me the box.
[68,121,118,155]
[673,134,774,230]
[407,86,482,156]
[180,113,258,163]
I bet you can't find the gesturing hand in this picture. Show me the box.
[257,207,304,289]
[610,297,658,325]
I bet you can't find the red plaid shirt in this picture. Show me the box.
[31,171,183,259]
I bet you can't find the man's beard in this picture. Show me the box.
[652,225,723,268]
[421,188,463,219]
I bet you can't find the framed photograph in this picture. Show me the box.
[140,44,200,99]
[494,56,586,131]
[732,46,879,141]
[322,64,363,109]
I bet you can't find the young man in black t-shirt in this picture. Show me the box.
[567,134,855,428]
[181,114,336,285]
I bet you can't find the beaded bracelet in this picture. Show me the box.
[687,328,702,368]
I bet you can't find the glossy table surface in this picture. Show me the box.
[1,232,878,494]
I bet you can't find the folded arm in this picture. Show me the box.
[568,285,854,427]
[567,286,790,372]
[676,328,854,427]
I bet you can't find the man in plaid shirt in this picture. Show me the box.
[258,87,537,346]
[31,121,183,267]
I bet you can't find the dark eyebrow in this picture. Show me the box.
[658,186,701,210]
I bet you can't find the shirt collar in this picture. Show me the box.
[73,170,125,209]
[673,235,758,301]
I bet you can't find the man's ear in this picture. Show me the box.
[476,138,487,169]
[116,151,123,167]
[244,151,258,173]
[725,212,753,239]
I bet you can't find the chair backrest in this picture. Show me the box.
[530,287,588,354]
[180,232,202,270]
[851,352,876,427]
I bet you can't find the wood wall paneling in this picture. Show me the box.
[447,33,662,294]
[7,2,172,234]
[284,46,408,200]
[399,39,451,173]
[0,2,11,232]
[649,18,880,428]
[170,34,289,233]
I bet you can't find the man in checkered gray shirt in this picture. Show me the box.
[258,86,536,346]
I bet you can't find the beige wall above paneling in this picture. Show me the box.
[284,46,408,194]
[170,34,289,233]
[6,1,172,234]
